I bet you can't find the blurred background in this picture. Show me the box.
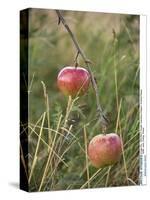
[23,8,139,191]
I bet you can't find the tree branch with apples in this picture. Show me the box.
[56,10,109,131]
[56,10,123,170]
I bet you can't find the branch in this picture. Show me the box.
[56,10,109,129]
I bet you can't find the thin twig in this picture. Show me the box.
[74,50,79,67]
[83,125,90,188]
[105,166,111,187]
[56,10,90,64]
[55,10,108,129]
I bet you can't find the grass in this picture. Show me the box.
[20,9,140,191]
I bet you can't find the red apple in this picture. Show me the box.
[88,133,122,168]
[57,66,90,97]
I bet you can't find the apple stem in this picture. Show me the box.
[55,10,109,130]
[102,125,107,135]
[75,62,78,68]
[74,51,79,68]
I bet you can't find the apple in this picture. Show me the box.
[88,133,122,168]
[57,66,90,97]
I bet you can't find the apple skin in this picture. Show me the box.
[88,133,122,168]
[57,66,90,97]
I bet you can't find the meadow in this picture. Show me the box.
[21,9,139,191]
